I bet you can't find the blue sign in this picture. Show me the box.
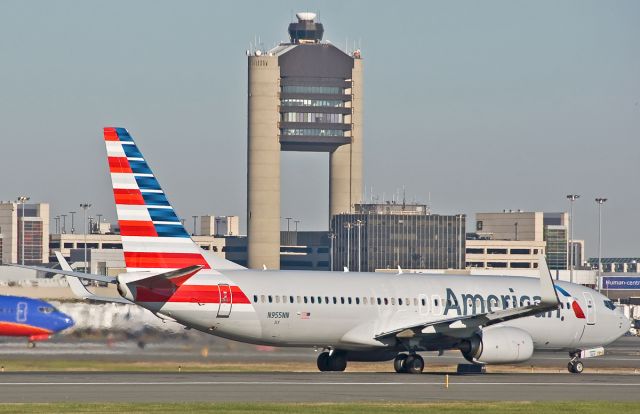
[602,277,640,290]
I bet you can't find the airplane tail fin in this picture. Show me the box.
[103,127,244,273]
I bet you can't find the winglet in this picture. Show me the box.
[538,255,561,307]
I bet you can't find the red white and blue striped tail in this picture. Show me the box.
[103,127,244,273]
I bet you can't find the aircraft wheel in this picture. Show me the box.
[404,354,424,374]
[568,360,584,374]
[27,341,36,349]
[394,353,408,373]
[328,353,347,372]
[317,352,331,372]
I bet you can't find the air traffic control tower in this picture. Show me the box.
[247,12,363,269]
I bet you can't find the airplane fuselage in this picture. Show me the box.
[126,270,629,356]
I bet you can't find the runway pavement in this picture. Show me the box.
[0,371,639,402]
[0,336,638,403]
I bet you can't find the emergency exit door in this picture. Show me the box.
[217,284,232,318]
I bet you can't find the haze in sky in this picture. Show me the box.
[1,0,638,258]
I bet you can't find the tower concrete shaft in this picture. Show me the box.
[247,55,281,270]
[330,59,363,218]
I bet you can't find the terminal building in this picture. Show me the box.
[0,201,49,265]
[332,203,466,272]
[247,12,363,270]
[467,211,570,270]
[588,257,640,273]
[222,231,330,271]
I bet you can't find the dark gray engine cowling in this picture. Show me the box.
[460,326,534,364]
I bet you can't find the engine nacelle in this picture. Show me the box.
[461,326,534,364]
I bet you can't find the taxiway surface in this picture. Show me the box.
[0,372,639,402]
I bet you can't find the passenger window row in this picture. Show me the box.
[252,294,433,307]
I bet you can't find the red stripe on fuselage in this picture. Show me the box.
[124,252,210,269]
[108,157,132,173]
[113,189,145,205]
[104,127,119,141]
[572,300,586,319]
[0,321,52,337]
[135,284,250,304]
[119,220,158,237]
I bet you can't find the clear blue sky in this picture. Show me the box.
[1,0,638,258]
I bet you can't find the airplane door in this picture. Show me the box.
[217,284,232,318]
[16,302,27,323]
[583,292,596,325]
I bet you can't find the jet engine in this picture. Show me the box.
[460,326,534,364]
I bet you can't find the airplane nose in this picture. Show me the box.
[58,313,75,330]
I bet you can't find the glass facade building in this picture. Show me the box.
[331,204,466,272]
[544,225,567,270]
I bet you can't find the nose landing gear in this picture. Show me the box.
[567,352,584,374]
[393,353,424,374]
[567,347,605,374]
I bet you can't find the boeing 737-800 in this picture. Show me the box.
[11,127,630,374]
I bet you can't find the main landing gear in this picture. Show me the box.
[317,351,347,372]
[567,353,584,374]
[394,353,424,374]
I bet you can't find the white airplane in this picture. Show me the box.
[12,127,630,374]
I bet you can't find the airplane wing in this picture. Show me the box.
[375,256,560,340]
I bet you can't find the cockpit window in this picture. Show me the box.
[604,300,616,311]
[38,306,54,314]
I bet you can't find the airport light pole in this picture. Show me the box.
[61,214,67,234]
[355,220,364,272]
[96,214,103,234]
[80,203,91,273]
[595,198,608,283]
[566,194,580,283]
[294,220,300,246]
[69,211,76,234]
[54,215,60,234]
[284,217,293,245]
[17,196,30,265]
[328,232,335,271]
[344,222,353,270]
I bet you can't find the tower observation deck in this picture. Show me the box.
[247,12,363,269]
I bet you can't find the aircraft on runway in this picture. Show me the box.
[9,127,631,373]
[0,295,74,347]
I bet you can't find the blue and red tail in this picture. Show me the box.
[104,127,243,273]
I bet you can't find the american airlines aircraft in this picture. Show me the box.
[12,127,630,374]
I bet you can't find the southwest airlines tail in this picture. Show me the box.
[104,127,244,273]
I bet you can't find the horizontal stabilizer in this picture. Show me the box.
[5,262,116,284]
[55,252,132,304]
